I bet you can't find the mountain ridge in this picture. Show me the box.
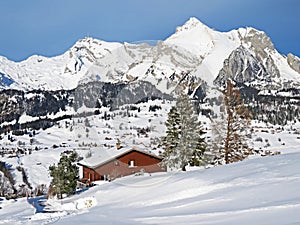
[0,17,299,93]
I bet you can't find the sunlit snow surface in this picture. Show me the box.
[1,152,300,225]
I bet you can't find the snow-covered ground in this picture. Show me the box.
[1,151,300,225]
[0,99,172,189]
[1,99,300,224]
[2,98,299,192]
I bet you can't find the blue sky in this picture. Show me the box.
[0,0,299,61]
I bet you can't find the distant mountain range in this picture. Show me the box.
[1,17,300,129]
[0,17,299,93]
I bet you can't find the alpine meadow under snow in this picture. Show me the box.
[1,17,300,224]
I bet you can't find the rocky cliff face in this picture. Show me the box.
[239,28,275,59]
[287,53,300,74]
[240,28,281,82]
[214,45,281,89]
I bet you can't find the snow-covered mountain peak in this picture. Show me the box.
[176,17,210,32]
[69,37,122,60]
[0,55,10,63]
[165,17,216,57]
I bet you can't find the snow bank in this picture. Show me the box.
[45,196,97,212]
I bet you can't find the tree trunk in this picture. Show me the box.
[225,114,231,164]
[225,80,233,164]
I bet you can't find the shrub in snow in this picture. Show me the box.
[255,137,263,142]
[0,162,15,187]
[34,184,48,196]
[85,151,92,158]
[75,197,97,209]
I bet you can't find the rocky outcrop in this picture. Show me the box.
[214,45,281,89]
[287,53,300,74]
[239,28,275,59]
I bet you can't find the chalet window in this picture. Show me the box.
[114,161,120,166]
[128,160,135,167]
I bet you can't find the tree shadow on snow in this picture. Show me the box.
[27,196,47,213]
[0,197,3,209]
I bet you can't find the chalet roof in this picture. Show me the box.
[78,146,162,170]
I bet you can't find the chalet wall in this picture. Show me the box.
[94,150,165,180]
[82,166,101,182]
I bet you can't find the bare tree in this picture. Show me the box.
[210,80,252,165]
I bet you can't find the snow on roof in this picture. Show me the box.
[78,146,161,169]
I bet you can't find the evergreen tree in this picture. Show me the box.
[49,152,78,199]
[161,106,180,161]
[161,94,207,171]
[210,80,252,165]
[190,130,207,166]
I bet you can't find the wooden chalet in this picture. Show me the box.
[78,147,165,182]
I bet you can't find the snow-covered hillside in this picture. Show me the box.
[0,96,300,189]
[1,96,300,224]
[1,150,300,225]
[0,99,172,190]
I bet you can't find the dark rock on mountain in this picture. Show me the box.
[214,45,280,89]
[287,53,300,74]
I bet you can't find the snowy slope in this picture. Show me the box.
[1,98,300,192]
[1,151,300,225]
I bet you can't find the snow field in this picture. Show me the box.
[1,151,297,224]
